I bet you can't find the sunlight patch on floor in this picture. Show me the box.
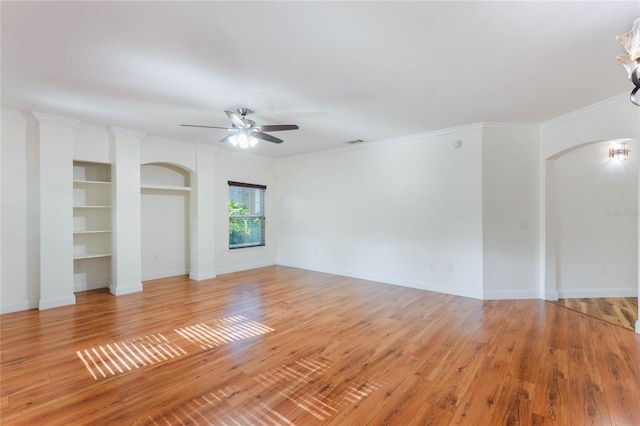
[76,333,186,380]
[175,315,274,350]
[76,315,274,380]
[146,355,386,424]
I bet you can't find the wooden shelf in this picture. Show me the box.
[73,230,112,234]
[74,180,111,185]
[141,184,191,192]
[73,161,113,290]
[73,252,112,260]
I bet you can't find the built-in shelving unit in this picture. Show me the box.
[73,161,112,289]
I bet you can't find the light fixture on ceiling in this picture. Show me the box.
[616,18,640,106]
[609,139,630,161]
[180,108,299,149]
[228,129,258,149]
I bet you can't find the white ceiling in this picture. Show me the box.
[2,1,638,158]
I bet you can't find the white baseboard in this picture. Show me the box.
[557,287,638,299]
[1,298,39,314]
[142,269,189,281]
[74,280,109,292]
[39,294,76,310]
[483,289,540,300]
[189,271,216,281]
[109,283,143,296]
[277,260,484,300]
[216,261,276,276]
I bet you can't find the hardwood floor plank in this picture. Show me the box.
[554,297,638,330]
[493,376,536,426]
[531,346,570,425]
[567,359,608,425]
[2,266,639,425]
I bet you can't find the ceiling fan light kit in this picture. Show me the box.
[228,130,258,149]
[181,108,299,149]
[616,17,640,106]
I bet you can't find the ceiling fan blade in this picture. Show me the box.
[256,124,299,132]
[225,110,250,128]
[180,124,232,130]
[252,132,283,144]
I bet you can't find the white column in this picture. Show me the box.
[1,110,30,313]
[189,143,216,280]
[34,112,80,309]
[540,158,559,301]
[110,127,145,295]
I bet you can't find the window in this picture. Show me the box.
[228,181,266,249]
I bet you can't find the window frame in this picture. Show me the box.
[228,181,266,249]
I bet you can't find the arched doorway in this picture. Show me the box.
[545,139,639,330]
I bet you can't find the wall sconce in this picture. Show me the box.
[617,18,640,106]
[609,140,630,160]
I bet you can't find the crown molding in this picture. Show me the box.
[539,93,629,129]
[1,108,26,121]
[31,111,81,126]
[278,123,486,162]
[482,122,539,131]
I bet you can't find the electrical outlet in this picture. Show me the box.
[448,264,454,272]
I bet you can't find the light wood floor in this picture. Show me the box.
[1,266,639,425]
[553,297,638,331]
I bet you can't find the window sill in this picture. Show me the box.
[228,244,267,252]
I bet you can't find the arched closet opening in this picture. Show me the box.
[140,163,192,280]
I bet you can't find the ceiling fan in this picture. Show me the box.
[181,108,299,148]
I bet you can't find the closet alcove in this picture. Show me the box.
[140,163,192,280]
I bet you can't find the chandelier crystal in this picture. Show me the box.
[616,18,640,106]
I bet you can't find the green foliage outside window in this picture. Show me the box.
[229,201,261,246]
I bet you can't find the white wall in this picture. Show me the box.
[141,189,190,280]
[214,150,278,275]
[140,163,191,280]
[3,112,272,313]
[140,137,218,282]
[276,127,485,299]
[554,140,638,297]
[36,113,78,309]
[540,95,639,160]
[540,94,640,303]
[1,111,38,312]
[482,125,540,299]
[190,145,216,280]
[110,128,144,296]
[141,136,196,171]
[74,124,111,163]
[2,98,638,319]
